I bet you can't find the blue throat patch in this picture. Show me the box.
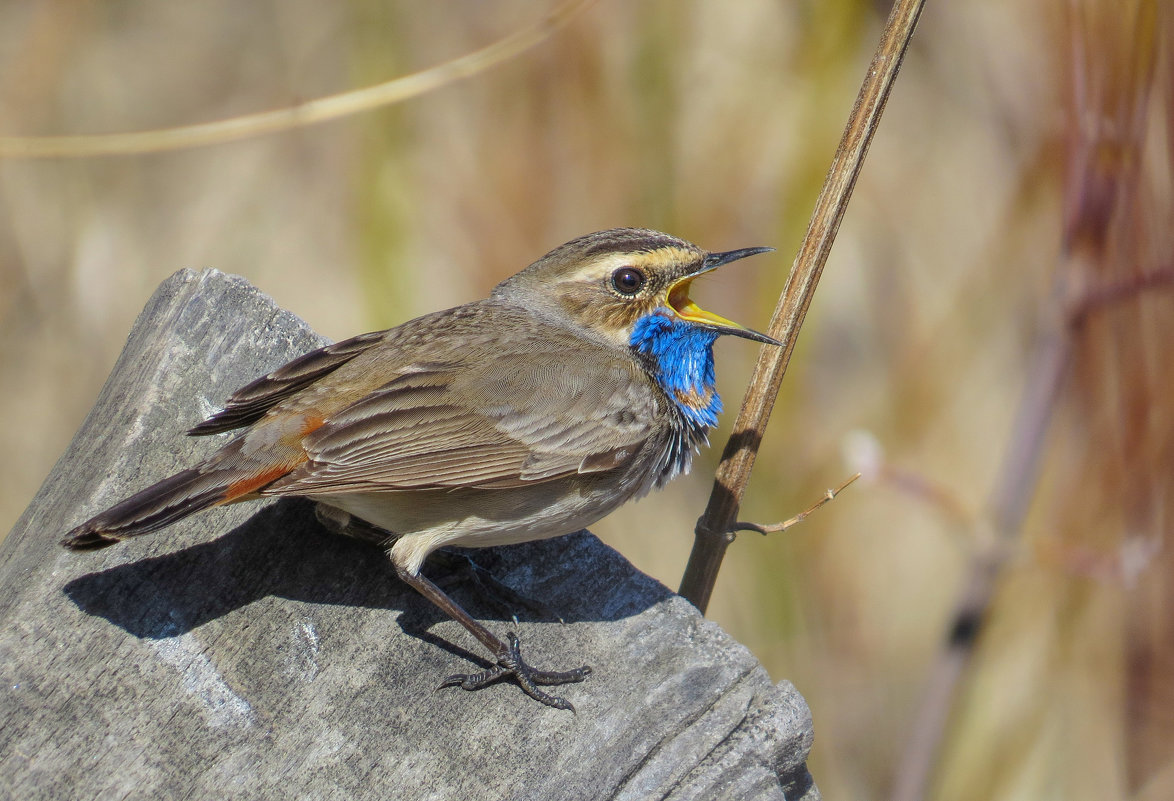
[630,311,723,428]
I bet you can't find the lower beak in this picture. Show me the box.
[667,247,781,346]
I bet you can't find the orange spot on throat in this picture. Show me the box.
[673,386,714,408]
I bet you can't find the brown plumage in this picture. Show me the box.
[62,228,776,709]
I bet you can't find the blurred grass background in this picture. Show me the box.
[1,1,1171,799]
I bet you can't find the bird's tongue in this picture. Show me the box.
[667,279,743,329]
[667,278,782,346]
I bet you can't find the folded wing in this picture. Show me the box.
[262,332,662,495]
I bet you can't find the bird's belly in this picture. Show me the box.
[315,478,628,575]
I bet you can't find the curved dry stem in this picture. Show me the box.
[0,0,596,159]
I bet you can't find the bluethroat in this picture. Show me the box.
[62,228,778,710]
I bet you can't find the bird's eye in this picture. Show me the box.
[611,267,646,296]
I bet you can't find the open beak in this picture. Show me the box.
[667,247,782,346]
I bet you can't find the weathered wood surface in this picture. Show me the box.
[0,270,817,801]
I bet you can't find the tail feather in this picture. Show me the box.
[61,467,240,550]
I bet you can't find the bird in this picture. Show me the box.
[61,227,778,710]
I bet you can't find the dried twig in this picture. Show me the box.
[1067,267,1174,326]
[678,0,927,612]
[730,473,861,536]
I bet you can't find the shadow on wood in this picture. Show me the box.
[0,270,818,801]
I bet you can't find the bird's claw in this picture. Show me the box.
[439,632,591,711]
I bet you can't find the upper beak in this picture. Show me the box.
[667,247,781,346]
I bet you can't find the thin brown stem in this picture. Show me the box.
[678,0,927,612]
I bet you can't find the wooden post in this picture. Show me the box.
[0,270,817,801]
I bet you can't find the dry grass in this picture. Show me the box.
[1,1,1170,798]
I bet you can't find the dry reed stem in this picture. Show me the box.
[0,0,596,159]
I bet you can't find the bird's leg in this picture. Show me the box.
[317,503,590,709]
[429,550,566,624]
[318,507,560,627]
[394,564,591,711]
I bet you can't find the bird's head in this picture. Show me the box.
[493,228,779,350]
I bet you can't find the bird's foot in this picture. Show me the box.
[439,632,591,711]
